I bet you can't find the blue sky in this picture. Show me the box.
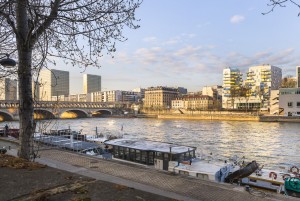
[64,0,300,94]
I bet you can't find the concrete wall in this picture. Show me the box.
[158,114,259,121]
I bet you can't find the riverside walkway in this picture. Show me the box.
[22,148,295,201]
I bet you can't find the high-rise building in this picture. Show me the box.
[222,67,243,109]
[83,74,101,94]
[38,69,69,101]
[0,78,17,100]
[297,66,300,88]
[243,64,282,109]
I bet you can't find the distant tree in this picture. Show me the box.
[0,0,142,160]
[281,75,297,88]
[229,86,240,109]
[237,86,251,111]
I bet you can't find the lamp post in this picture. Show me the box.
[0,54,17,68]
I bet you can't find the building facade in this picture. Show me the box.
[202,85,222,109]
[297,66,300,88]
[279,88,300,116]
[242,64,282,110]
[172,95,213,110]
[83,74,101,94]
[222,67,243,109]
[38,69,70,101]
[0,78,17,100]
[144,86,178,109]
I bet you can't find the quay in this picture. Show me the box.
[156,113,300,122]
[1,138,296,201]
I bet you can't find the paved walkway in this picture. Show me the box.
[24,148,296,201]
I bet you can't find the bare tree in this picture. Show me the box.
[0,0,142,160]
[264,0,300,15]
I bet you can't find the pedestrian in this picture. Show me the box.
[4,124,9,137]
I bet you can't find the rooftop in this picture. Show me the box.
[105,139,196,154]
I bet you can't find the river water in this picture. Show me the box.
[1,118,299,170]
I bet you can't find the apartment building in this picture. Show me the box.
[83,74,101,94]
[144,86,178,109]
[172,95,213,110]
[132,88,145,102]
[222,67,243,109]
[202,85,222,108]
[38,69,70,101]
[121,91,138,102]
[243,64,282,110]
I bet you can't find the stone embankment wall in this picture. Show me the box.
[260,115,300,122]
[157,114,259,121]
[140,110,300,122]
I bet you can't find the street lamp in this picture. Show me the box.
[0,53,17,68]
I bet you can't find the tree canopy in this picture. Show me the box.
[0,0,142,72]
[0,0,142,160]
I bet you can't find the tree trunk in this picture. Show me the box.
[18,49,34,160]
[16,0,34,160]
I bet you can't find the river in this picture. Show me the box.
[1,118,299,170]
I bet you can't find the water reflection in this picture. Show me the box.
[1,118,299,169]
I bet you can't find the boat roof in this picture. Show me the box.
[105,139,196,154]
[34,134,100,151]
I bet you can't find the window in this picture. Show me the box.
[288,102,293,107]
[179,170,189,175]
[297,102,300,107]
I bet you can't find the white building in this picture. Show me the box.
[243,64,282,110]
[83,74,101,94]
[0,78,17,100]
[279,88,300,116]
[90,90,122,102]
[222,67,243,109]
[132,88,145,102]
[38,69,70,101]
[270,90,279,115]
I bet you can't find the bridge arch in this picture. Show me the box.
[92,109,113,117]
[60,109,88,119]
[34,109,55,120]
[0,111,14,121]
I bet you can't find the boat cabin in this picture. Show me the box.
[104,139,196,170]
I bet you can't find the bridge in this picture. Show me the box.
[0,100,131,121]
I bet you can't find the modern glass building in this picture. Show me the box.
[38,69,70,101]
[83,74,101,94]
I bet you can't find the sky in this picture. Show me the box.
[60,0,300,94]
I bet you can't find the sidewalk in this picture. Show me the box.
[32,148,297,201]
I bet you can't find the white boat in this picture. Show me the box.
[168,156,300,195]
[242,166,300,193]
[168,156,242,181]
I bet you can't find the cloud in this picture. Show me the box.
[101,44,300,91]
[230,15,245,24]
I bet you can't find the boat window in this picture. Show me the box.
[249,179,257,182]
[271,183,280,187]
[179,170,189,175]
[196,173,209,180]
